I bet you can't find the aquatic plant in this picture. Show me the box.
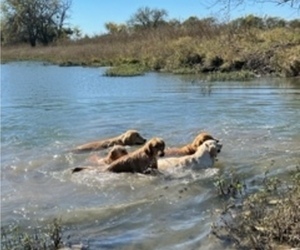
[104,64,147,77]
[1,218,65,250]
[213,168,247,198]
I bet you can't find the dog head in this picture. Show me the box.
[107,145,128,162]
[192,132,219,149]
[203,139,222,158]
[121,130,147,145]
[144,137,165,157]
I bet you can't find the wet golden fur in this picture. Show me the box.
[164,132,219,157]
[158,140,222,171]
[72,130,146,153]
[107,137,165,174]
[89,145,129,165]
[72,145,128,173]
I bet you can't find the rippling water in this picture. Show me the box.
[1,62,300,249]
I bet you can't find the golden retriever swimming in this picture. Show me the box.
[89,145,129,165]
[164,132,219,157]
[72,130,146,153]
[72,145,128,173]
[158,139,222,171]
[106,137,165,174]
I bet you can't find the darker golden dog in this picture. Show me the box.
[72,129,146,153]
[106,137,165,174]
[164,132,219,157]
[72,145,129,173]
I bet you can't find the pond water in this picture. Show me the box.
[1,62,300,249]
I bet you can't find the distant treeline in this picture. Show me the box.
[1,4,300,77]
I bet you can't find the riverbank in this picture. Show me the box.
[1,21,300,78]
[212,167,300,249]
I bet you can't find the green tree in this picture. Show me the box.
[1,0,72,46]
[105,22,127,34]
[128,7,168,29]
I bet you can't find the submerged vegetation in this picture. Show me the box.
[1,219,65,250]
[104,63,147,77]
[1,5,300,78]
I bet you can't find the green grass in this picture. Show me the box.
[104,64,147,77]
[205,71,256,81]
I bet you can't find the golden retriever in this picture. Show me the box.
[89,145,129,165]
[106,137,165,174]
[72,145,128,173]
[72,129,146,153]
[158,139,222,171]
[164,132,219,157]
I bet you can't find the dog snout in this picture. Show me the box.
[137,138,147,145]
[159,151,165,157]
[217,143,222,153]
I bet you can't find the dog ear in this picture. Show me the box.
[208,144,217,158]
[144,141,154,156]
[109,148,118,160]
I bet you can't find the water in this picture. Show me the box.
[1,62,300,249]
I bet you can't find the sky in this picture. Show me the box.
[70,0,299,36]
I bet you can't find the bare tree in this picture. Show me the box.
[212,0,300,10]
[1,0,72,46]
[128,7,168,29]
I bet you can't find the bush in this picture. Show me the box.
[1,218,64,250]
[211,167,300,249]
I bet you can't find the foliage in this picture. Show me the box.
[211,166,300,249]
[1,0,72,46]
[1,13,300,77]
[1,218,65,250]
[105,22,127,34]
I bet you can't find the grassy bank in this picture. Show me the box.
[1,17,300,78]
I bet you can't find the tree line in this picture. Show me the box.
[1,0,299,47]
[1,0,72,46]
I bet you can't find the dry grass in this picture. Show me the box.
[1,20,300,78]
[211,167,300,250]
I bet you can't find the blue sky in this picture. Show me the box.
[70,0,299,36]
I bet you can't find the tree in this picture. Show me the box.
[213,0,300,10]
[105,22,127,34]
[1,0,72,46]
[128,7,168,29]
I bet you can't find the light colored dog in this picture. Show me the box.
[72,145,128,173]
[164,132,219,157]
[106,137,165,174]
[158,139,222,171]
[72,130,146,153]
